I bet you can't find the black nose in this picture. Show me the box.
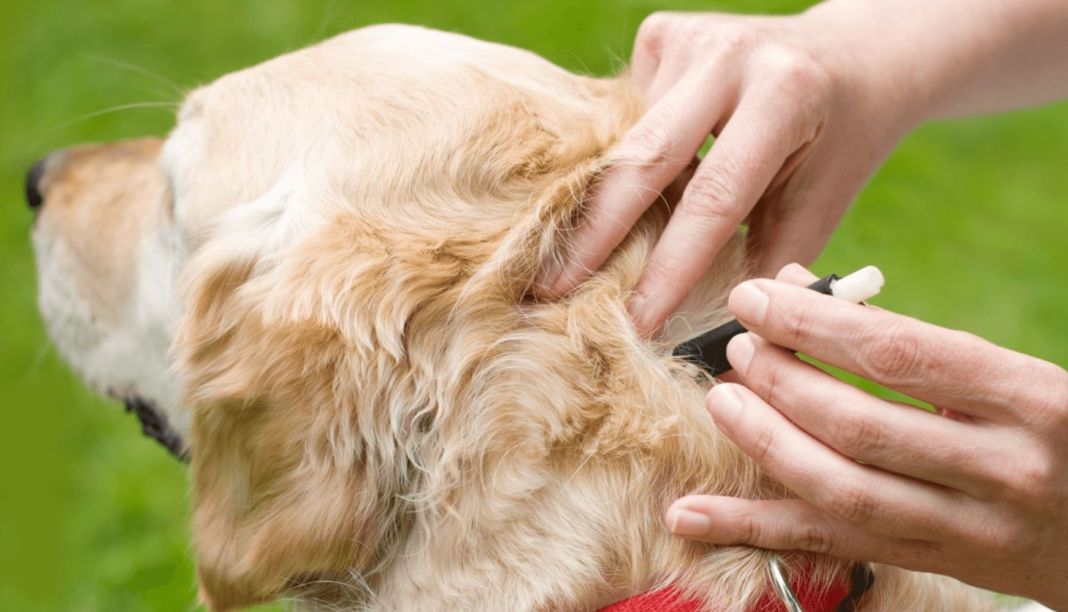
[25,157,47,211]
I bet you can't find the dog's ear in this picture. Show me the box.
[174,225,424,610]
[176,196,546,609]
[174,164,606,609]
[173,81,635,610]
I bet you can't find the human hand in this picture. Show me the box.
[665,264,1068,608]
[535,0,1068,336]
[535,9,915,334]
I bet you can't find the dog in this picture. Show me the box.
[29,24,1026,611]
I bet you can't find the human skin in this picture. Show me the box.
[667,264,1068,608]
[533,0,1068,605]
[534,0,1068,335]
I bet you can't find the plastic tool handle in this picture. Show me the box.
[673,274,839,376]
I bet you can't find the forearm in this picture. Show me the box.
[803,0,1068,124]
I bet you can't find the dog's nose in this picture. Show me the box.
[25,156,48,211]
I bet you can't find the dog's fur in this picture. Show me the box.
[32,25,1011,611]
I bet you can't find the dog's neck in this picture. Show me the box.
[359,221,820,609]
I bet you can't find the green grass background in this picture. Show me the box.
[1,1,1064,610]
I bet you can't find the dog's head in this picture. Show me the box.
[31,25,746,609]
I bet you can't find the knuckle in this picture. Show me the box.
[898,539,945,571]
[1044,363,1068,416]
[622,123,675,170]
[737,513,763,545]
[710,24,758,56]
[682,169,739,223]
[754,45,832,143]
[760,359,789,408]
[1051,401,1068,432]
[793,523,835,554]
[861,323,926,384]
[984,521,1036,560]
[636,12,670,53]
[641,254,689,286]
[830,411,884,460]
[1054,361,1068,390]
[763,45,833,98]
[1011,453,1058,504]
[750,426,780,467]
[1010,359,1068,427]
[778,300,815,349]
[827,481,878,524]
[958,450,1012,501]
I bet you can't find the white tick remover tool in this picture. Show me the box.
[673,265,885,376]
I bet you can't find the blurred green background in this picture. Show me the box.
[1,0,1064,610]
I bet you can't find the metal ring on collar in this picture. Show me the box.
[768,553,803,612]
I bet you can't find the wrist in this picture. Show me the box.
[798,0,1068,123]
[792,0,942,134]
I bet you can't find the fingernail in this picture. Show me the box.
[779,262,819,283]
[534,262,562,297]
[627,292,657,337]
[729,281,769,326]
[667,506,711,537]
[726,333,755,376]
[544,262,579,299]
[626,291,647,319]
[706,383,743,423]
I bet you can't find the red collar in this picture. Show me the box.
[598,565,873,612]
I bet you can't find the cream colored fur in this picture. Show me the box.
[32,24,1020,611]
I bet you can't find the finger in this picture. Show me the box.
[728,333,1011,496]
[746,124,899,277]
[705,382,967,539]
[773,262,819,285]
[630,13,671,93]
[748,194,841,278]
[745,161,860,278]
[629,89,810,334]
[666,496,947,573]
[726,278,1045,420]
[534,74,729,300]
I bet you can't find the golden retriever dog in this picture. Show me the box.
[30,24,1034,611]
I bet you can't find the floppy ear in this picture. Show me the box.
[174,226,429,610]
[175,156,609,608]
[174,200,551,608]
[172,76,636,608]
